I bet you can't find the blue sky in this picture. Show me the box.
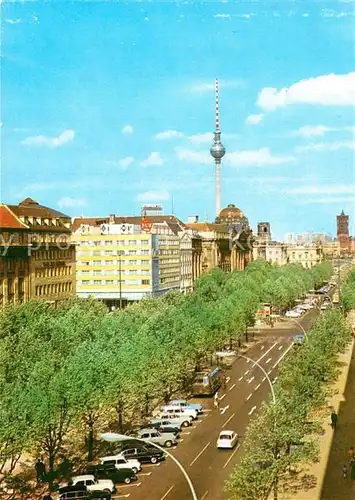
[1,0,355,239]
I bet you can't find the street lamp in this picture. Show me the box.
[238,354,276,405]
[117,250,124,309]
[101,433,198,500]
[270,314,308,340]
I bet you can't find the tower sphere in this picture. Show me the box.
[210,142,226,160]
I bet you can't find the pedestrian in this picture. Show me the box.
[35,458,46,483]
[331,411,338,429]
[343,464,348,478]
[214,391,219,408]
[348,446,354,462]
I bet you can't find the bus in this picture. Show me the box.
[192,367,223,396]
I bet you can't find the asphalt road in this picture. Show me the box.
[113,309,320,500]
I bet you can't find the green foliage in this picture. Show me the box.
[341,268,355,312]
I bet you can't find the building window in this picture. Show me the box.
[93,280,102,285]
[93,270,102,276]
[129,260,137,264]
[141,279,150,285]
[106,260,114,265]
[105,241,113,245]
[105,280,114,285]
[141,250,149,255]
[128,270,137,275]
[128,240,137,245]
[141,240,149,246]
[128,250,137,255]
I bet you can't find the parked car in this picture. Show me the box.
[137,428,178,448]
[217,430,239,449]
[285,310,302,318]
[159,406,198,420]
[119,445,165,464]
[59,485,111,499]
[144,419,181,435]
[71,475,115,494]
[99,454,141,473]
[86,464,137,484]
[168,399,203,414]
[151,413,192,428]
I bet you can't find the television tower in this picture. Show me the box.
[210,78,226,218]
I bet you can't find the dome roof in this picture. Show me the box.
[219,204,244,219]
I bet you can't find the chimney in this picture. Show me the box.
[188,216,199,223]
[109,214,115,224]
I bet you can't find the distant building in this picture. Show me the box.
[141,204,163,217]
[187,204,253,273]
[0,198,75,306]
[257,222,271,243]
[337,210,350,253]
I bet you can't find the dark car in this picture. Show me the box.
[59,485,111,500]
[86,464,137,485]
[119,445,165,464]
[149,422,180,437]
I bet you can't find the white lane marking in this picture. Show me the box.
[145,463,161,467]
[238,376,243,381]
[120,482,141,488]
[204,409,213,412]
[255,383,261,391]
[223,444,241,469]
[278,345,283,350]
[272,377,278,384]
[190,442,211,466]
[222,412,235,428]
[219,394,226,401]
[262,377,266,382]
[265,357,272,364]
[160,485,174,500]
[248,376,255,384]
[181,431,191,435]
[226,376,231,383]
[229,383,236,391]
[201,491,209,500]
[112,495,130,499]
[268,370,272,375]
[246,359,250,363]
[246,393,253,401]
[272,343,293,369]
[244,370,250,376]
[220,405,230,415]
[139,472,152,476]
[179,439,184,442]
[248,406,257,416]
[261,345,265,350]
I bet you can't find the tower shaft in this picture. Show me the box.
[215,162,221,216]
[210,78,226,218]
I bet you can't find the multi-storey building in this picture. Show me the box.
[253,240,323,268]
[72,214,199,307]
[0,198,75,306]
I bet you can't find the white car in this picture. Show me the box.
[99,454,142,473]
[72,475,115,493]
[159,406,198,420]
[217,430,238,449]
[285,310,301,318]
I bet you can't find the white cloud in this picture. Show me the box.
[155,130,184,140]
[58,197,87,208]
[22,129,75,147]
[226,148,295,167]
[257,72,355,111]
[175,148,211,164]
[214,13,231,18]
[140,152,164,167]
[122,125,134,135]
[295,140,355,153]
[136,191,170,202]
[295,125,332,137]
[188,132,213,145]
[5,18,22,24]
[246,113,264,125]
[285,185,354,195]
[118,156,134,169]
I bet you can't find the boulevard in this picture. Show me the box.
[114,309,319,500]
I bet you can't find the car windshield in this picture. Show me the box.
[220,434,232,439]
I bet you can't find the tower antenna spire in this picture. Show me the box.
[210,77,226,219]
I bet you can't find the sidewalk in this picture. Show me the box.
[286,339,355,500]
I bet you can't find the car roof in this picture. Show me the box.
[219,430,234,436]
[73,475,94,481]
[294,334,304,339]
[170,400,186,403]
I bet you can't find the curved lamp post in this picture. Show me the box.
[270,314,308,340]
[238,354,276,404]
[100,433,198,500]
